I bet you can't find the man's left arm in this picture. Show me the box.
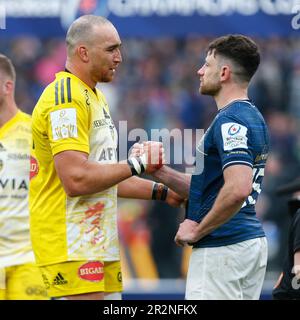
[175,164,252,246]
[118,176,185,208]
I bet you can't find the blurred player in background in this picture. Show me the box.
[0,54,48,300]
[29,15,183,300]
[135,35,269,300]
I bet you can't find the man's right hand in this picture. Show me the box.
[129,141,165,174]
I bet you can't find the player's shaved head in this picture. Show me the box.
[66,15,112,56]
[0,54,16,82]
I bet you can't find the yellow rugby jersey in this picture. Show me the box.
[0,111,34,268]
[29,71,119,266]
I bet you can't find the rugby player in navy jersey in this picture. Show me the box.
[134,35,269,300]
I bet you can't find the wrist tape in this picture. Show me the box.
[152,182,168,201]
[127,154,147,176]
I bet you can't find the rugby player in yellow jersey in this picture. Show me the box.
[29,15,183,300]
[0,54,48,300]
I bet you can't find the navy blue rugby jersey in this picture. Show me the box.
[187,100,269,248]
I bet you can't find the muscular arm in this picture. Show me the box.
[117,176,154,199]
[151,165,191,198]
[54,150,132,197]
[196,165,252,238]
[54,150,183,208]
[175,165,253,245]
[118,176,185,208]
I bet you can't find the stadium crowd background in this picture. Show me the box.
[1,34,300,295]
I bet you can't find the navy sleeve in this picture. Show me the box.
[213,115,254,170]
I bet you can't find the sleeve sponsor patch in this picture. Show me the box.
[50,108,78,141]
[221,122,248,151]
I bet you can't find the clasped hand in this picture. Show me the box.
[130,141,165,174]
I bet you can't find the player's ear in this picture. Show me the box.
[3,80,14,95]
[220,65,230,82]
[77,45,89,63]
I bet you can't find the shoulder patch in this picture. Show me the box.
[221,122,248,151]
[50,108,78,141]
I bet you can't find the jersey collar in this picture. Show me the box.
[0,110,22,138]
[218,99,253,113]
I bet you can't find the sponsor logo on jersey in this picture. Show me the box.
[7,153,30,160]
[221,122,248,151]
[227,124,241,136]
[52,272,68,286]
[50,108,78,141]
[93,119,110,128]
[98,147,117,161]
[25,286,48,297]
[30,156,39,180]
[78,261,104,282]
[0,178,28,190]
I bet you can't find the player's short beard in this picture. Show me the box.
[96,70,113,83]
[200,81,221,96]
[101,75,112,83]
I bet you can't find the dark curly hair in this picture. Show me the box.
[207,34,260,83]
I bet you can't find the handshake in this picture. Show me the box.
[128,141,185,209]
[127,141,165,176]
